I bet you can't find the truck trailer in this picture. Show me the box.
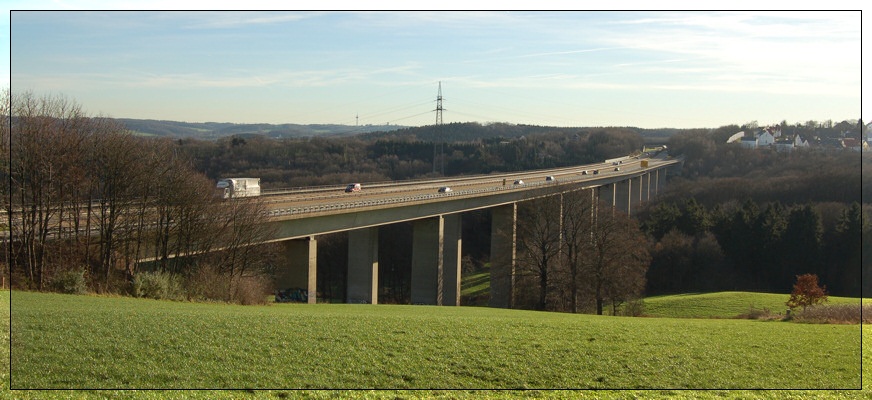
[216,178,261,199]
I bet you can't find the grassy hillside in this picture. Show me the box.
[643,291,868,319]
[2,290,865,399]
[460,270,490,306]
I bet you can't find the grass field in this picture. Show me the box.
[1,290,867,399]
[643,291,869,319]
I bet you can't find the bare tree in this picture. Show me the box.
[1,88,9,287]
[8,92,90,289]
[560,188,595,313]
[516,193,564,310]
[141,139,221,276]
[209,197,278,302]
[581,205,650,315]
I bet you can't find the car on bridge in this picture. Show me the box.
[545,176,556,182]
[345,183,362,193]
[513,180,524,185]
[438,186,453,193]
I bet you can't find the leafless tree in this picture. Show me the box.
[581,205,650,315]
[560,188,595,313]
[516,193,564,310]
[142,139,221,275]
[1,88,9,287]
[84,120,149,289]
[208,197,278,302]
[8,92,91,289]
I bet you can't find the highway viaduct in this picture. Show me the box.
[260,153,681,308]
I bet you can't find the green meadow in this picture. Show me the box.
[642,291,869,319]
[1,290,867,399]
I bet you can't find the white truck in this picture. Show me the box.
[216,178,261,199]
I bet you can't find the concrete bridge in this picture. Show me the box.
[263,153,681,307]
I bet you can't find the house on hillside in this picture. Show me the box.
[764,126,782,139]
[740,129,776,149]
[775,134,810,152]
[758,130,776,147]
[740,135,758,149]
[841,138,868,152]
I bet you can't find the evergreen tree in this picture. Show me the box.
[779,205,823,291]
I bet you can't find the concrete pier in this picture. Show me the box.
[411,216,444,305]
[489,203,517,308]
[347,227,379,304]
[614,179,631,215]
[393,214,464,306]
[278,236,317,304]
[442,213,462,306]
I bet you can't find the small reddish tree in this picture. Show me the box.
[786,273,828,311]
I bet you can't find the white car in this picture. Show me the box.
[438,187,452,193]
[513,180,524,185]
[545,176,555,182]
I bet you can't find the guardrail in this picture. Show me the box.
[266,159,679,218]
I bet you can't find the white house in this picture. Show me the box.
[775,135,809,152]
[757,130,776,147]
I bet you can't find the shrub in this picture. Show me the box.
[794,304,872,324]
[49,268,88,295]
[620,299,646,317]
[186,264,230,302]
[232,275,273,305]
[735,305,779,321]
[133,270,186,301]
[186,264,271,305]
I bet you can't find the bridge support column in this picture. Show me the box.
[638,176,644,202]
[634,175,644,212]
[644,172,652,202]
[407,214,462,306]
[348,227,379,304]
[489,203,517,308]
[442,213,463,306]
[411,216,444,305]
[598,183,615,209]
[614,179,631,215]
[278,236,317,304]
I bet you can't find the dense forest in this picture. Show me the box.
[636,128,868,298]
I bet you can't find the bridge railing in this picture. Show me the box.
[266,160,678,218]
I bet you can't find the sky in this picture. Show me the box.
[3,3,868,129]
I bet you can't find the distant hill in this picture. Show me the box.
[362,122,680,144]
[118,118,683,142]
[118,118,407,139]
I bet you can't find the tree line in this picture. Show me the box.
[175,124,644,188]
[641,198,868,297]
[636,126,868,298]
[1,91,277,303]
